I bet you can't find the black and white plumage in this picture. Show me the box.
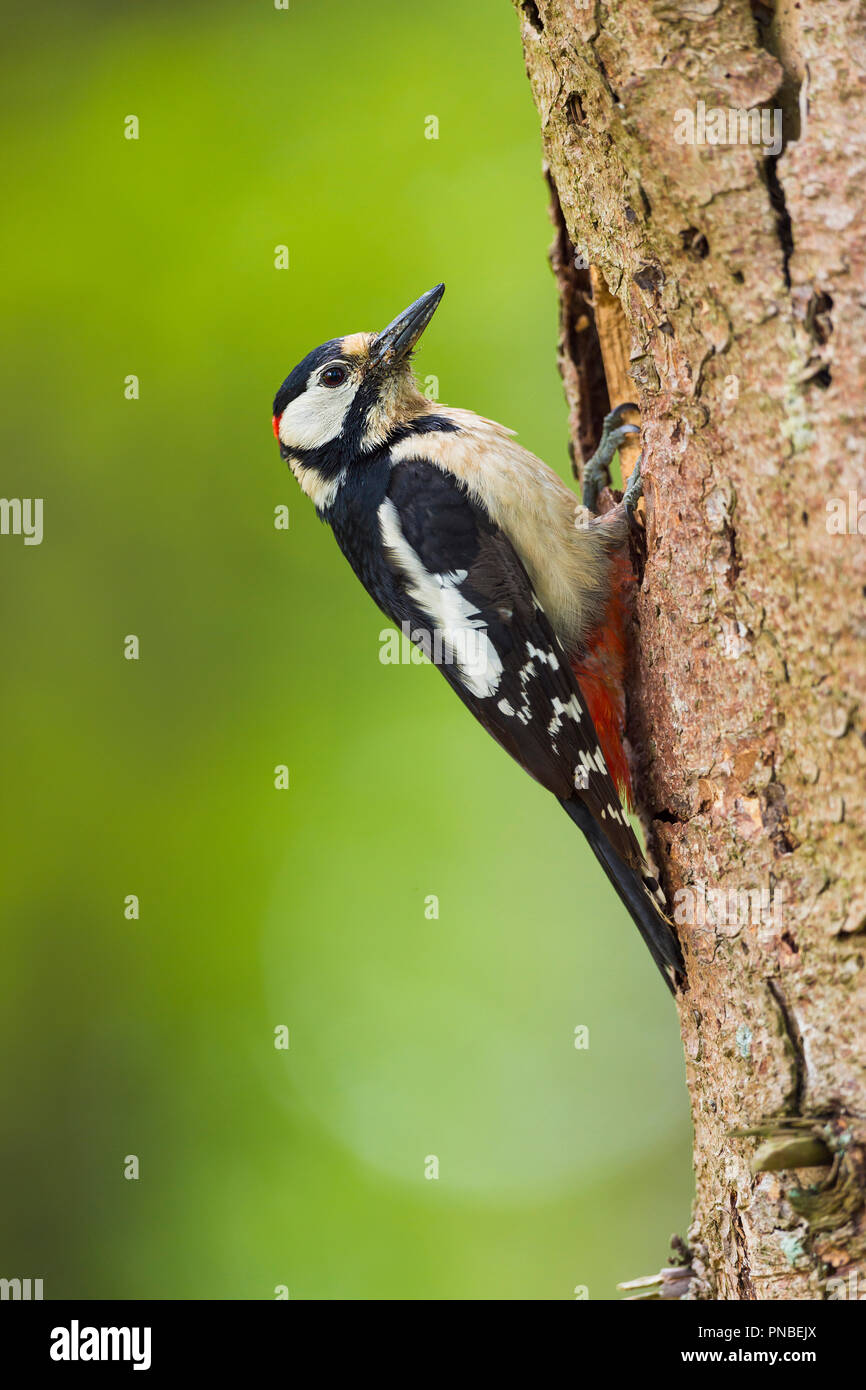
[272,285,684,991]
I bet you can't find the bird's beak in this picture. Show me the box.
[371,284,445,366]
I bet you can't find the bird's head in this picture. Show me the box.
[272,284,445,511]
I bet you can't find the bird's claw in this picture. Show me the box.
[605,401,640,432]
[623,451,644,520]
[582,403,641,513]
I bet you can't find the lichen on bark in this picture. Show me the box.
[513,0,866,1299]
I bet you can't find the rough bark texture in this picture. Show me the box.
[514,0,866,1299]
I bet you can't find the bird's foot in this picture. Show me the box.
[582,402,640,513]
[623,450,644,521]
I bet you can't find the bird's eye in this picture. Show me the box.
[321,364,348,388]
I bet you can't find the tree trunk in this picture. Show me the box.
[513,0,866,1300]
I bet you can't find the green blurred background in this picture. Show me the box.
[0,0,691,1299]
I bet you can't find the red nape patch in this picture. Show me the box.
[272,414,280,439]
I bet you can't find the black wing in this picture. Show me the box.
[376,458,683,986]
[378,458,644,871]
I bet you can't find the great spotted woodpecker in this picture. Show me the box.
[272,285,684,992]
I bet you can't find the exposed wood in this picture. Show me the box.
[588,266,641,483]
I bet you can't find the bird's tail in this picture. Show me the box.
[560,795,685,995]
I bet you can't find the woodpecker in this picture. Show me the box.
[272,285,684,992]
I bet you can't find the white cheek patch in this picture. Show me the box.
[278,375,359,451]
[378,499,503,699]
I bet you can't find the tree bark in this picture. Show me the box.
[513,0,866,1299]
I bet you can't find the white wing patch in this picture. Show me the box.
[547,693,582,736]
[378,499,504,699]
[575,744,609,783]
[575,749,615,799]
[526,642,560,670]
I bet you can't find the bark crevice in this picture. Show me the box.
[767,977,808,1113]
[545,169,610,470]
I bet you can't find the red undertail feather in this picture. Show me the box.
[571,552,634,807]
